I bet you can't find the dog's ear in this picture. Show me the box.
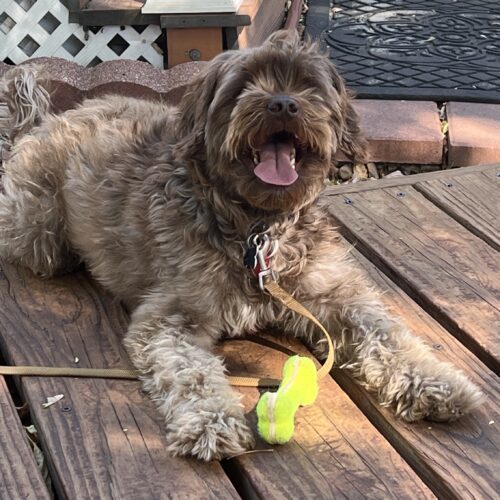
[176,51,235,157]
[327,60,367,164]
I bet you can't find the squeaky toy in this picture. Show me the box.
[256,355,318,444]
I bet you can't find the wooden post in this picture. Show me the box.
[160,13,250,68]
[166,27,223,67]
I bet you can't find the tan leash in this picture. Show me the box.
[0,365,137,380]
[0,233,334,386]
[263,280,334,381]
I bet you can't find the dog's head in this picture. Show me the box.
[176,30,365,213]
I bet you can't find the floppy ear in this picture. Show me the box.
[328,62,367,164]
[175,51,235,158]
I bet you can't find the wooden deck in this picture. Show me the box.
[0,164,498,499]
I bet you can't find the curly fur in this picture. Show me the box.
[0,31,483,460]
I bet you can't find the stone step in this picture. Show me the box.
[447,102,500,167]
[338,99,444,165]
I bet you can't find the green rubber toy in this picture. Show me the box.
[256,355,319,444]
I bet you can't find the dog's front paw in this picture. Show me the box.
[394,369,484,422]
[165,402,254,461]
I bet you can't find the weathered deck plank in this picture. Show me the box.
[327,185,500,374]
[322,163,497,197]
[0,263,238,500]
[219,338,434,500]
[414,168,499,251]
[332,245,500,499]
[0,377,51,500]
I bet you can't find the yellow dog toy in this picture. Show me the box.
[256,355,318,444]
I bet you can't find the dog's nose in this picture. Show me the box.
[267,96,300,118]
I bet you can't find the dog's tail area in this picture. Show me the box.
[0,65,51,143]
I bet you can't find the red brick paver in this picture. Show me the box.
[447,102,500,167]
[347,100,444,165]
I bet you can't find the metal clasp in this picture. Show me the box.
[253,234,278,291]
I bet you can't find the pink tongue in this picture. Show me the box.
[253,140,298,186]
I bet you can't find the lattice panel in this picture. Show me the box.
[0,0,163,67]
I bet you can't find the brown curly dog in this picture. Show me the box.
[0,31,483,460]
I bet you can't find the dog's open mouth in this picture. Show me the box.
[251,131,302,186]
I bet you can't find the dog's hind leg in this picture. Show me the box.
[0,66,78,276]
[0,166,76,276]
[124,293,254,461]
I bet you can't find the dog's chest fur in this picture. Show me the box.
[155,197,341,338]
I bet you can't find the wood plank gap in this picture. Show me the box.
[221,458,260,500]
[331,218,500,375]
[0,377,51,500]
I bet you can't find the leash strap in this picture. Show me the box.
[264,280,334,380]
[0,283,333,387]
[0,365,137,379]
[0,364,281,388]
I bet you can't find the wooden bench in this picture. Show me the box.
[64,0,286,67]
[0,164,498,498]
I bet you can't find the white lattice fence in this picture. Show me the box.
[0,0,163,67]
